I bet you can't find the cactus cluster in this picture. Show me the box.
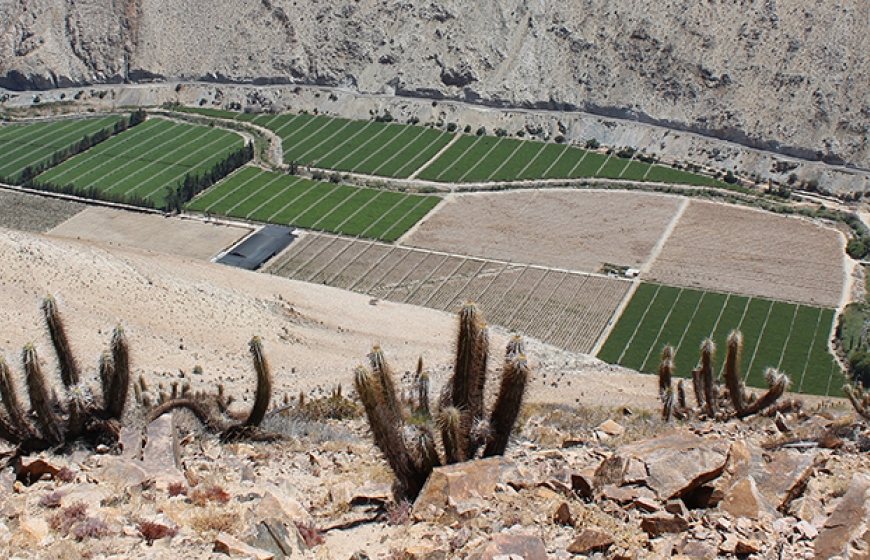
[0,296,131,454]
[146,336,279,442]
[354,303,531,501]
[844,383,870,420]
[658,330,791,421]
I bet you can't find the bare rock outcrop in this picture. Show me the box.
[0,0,868,168]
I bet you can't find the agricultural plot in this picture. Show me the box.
[268,232,631,353]
[186,167,441,242]
[36,118,244,207]
[0,116,123,181]
[173,106,724,186]
[597,283,841,396]
[647,200,845,307]
[405,190,683,273]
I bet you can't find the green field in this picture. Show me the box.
[171,106,725,187]
[0,116,124,181]
[36,118,244,206]
[597,283,841,395]
[186,166,442,241]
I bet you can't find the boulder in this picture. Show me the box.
[814,474,870,560]
[470,533,548,560]
[611,430,729,500]
[255,485,312,526]
[720,476,777,519]
[94,456,150,491]
[399,543,448,560]
[413,457,515,520]
[249,519,306,559]
[567,528,614,554]
[59,484,110,511]
[553,502,573,526]
[640,512,689,536]
[214,532,275,560]
[597,419,625,437]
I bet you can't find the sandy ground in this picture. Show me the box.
[47,207,251,261]
[403,189,683,273]
[0,189,85,232]
[647,200,846,307]
[0,227,663,413]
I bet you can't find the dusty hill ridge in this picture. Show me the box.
[1,1,868,169]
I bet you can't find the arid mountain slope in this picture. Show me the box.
[1,1,868,167]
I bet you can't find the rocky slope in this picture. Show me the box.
[1,1,868,169]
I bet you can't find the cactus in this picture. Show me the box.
[723,331,746,414]
[148,336,279,442]
[700,338,717,417]
[0,298,135,455]
[844,383,870,420]
[657,330,793,420]
[356,303,531,501]
[738,368,790,418]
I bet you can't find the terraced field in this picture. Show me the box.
[0,115,123,181]
[36,118,244,206]
[186,167,441,242]
[267,232,631,353]
[173,106,724,186]
[597,283,841,396]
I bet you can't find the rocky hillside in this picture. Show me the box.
[1,1,868,169]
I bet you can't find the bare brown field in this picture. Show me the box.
[268,232,631,353]
[48,207,251,261]
[403,189,683,273]
[647,200,846,307]
[0,189,85,232]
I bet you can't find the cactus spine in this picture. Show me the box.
[246,336,272,427]
[700,339,717,417]
[23,344,63,446]
[42,296,81,387]
[106,327,130,420]
[844,383,870,420]
[723,331,746,414]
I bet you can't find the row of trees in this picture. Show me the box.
[162,143,254,212]
[16,110,146,187]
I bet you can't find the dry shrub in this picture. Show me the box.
[71,517,110,541]
[189,484,230,506]
[187,505,242,535]
[138,521,178,545]
[49,502,88,534]
[39,491,64,509]
[297,391,361,421]
[294,521,324,547]
[168,481,187,497]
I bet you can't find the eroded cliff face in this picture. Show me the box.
[1,0,868,167]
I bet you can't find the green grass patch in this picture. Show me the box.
[598,282,841,395]
[185,167,441,241]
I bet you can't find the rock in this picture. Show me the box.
[256,485,312,526]
[0,521,9,546]
[753,449,821,510]
[249,519,306,559]
[614,430,729,500]
[214,532,274,559]
[814,474,870,559]
[570,472,594,500]
[413,457,514,520]
[796,519,818,540]
[680,540,718,558]
[640,512,689,536]
[633,496,661,512]
[470,533,548,560]
[329,481,354,506]
[664,499,688,517]
[719,533,738,554]
[720,476,776,519]
[95,456,150,491]
[593,456,626,488]
[400,543,447,560]
[349,483,392,506]
[553,502,573,526]
[597,419,625,437]
[734,538,761,555]
[142,414,181,475]
[567,528,614,554]
[20,517,50,545]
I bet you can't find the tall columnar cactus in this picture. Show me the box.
[0,297,133,454]
[355,304,531,502]
[147,335,278,442]
[659,329,791,420]
[658,345,675,421]
[699,339,717,417]
[723,331,747,414]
